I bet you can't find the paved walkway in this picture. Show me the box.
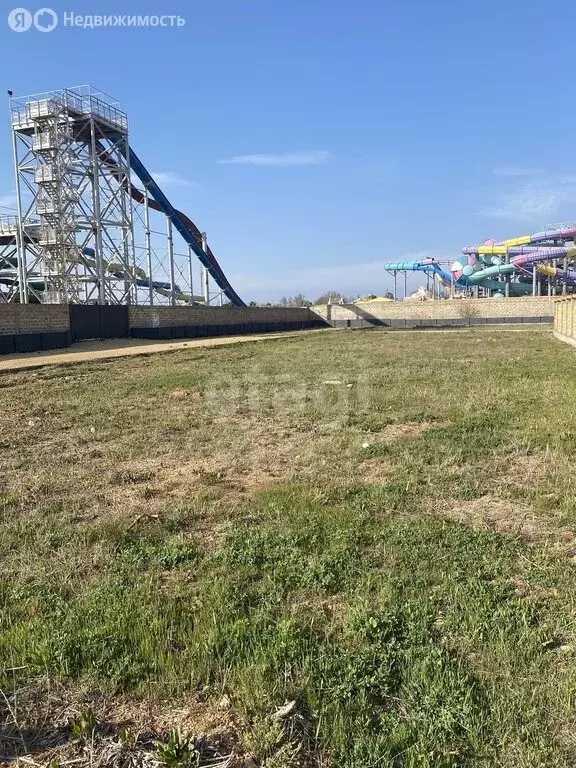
[0,331,315,373]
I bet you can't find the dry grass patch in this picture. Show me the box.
[109,420,339,505]
[428,495,554,540]
[356,457,395,484]
[492,451,551,490]
[0,678,242,767]
[367,419,441,443]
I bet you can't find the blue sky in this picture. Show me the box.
[2,0,576,301]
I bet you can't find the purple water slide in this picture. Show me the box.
[498,226,576,245]
[462,245,565,257]
[512,248,576,285]
[511,247,568,267]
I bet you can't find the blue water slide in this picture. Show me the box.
[385,261,453,283]
[115,141,245,306]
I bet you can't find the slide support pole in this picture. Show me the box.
[144,188,153,306]
[167,216,176,306]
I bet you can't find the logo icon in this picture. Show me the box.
[8,7,32,31]
[34,7,57,31]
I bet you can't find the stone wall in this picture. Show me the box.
[0,304,327,356]
[0,304,70,335]
[128,305,318,328]
[554,297,576,346]
[0,304,71,354]
[312,297,554,327]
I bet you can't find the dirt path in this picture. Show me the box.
[0,330,323,372]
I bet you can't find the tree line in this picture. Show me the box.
[247,290,394,307]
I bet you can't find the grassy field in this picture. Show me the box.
[2,327,576,767]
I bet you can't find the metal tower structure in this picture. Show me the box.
[1,85,245,306]
[10,86,135,304]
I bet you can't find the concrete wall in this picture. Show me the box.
[0,304,71,354]
[128,305,326,339]
[0,304,70,335]
[554,297,576,346]
[0,304,327,356]
[129,305,318,328]
[313,297,554,327]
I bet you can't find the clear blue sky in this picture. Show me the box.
[2,0,575,301]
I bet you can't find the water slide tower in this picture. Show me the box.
[4,85,244,306]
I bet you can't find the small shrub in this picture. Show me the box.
[457,301,481,320]
[71,708,96,739]
[154,728,200,768]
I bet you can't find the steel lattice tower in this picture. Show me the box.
[2,85,243,307]
[10,86,136,304]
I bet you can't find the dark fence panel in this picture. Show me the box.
[70,305,129,341]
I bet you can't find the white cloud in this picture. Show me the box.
[218,150,331,167]
[492,163,542,177]
[479,173,576,222]
[151,172,196,188]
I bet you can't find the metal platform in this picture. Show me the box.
[10,86,128,135]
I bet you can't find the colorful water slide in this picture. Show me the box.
[496,225,576,247]
[450,224,576,293]
[119,143,245,307]
[384,259,453,287]
[459,238,576,286]
[384,225,576,297]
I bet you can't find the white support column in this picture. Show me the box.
[11,125,27,304]
[167,216,176,306]
[188,245,194,304]
[124,140,138,305]
[89,118,105,304]
[144,188,153,306]
[201,233,209,303]
[552,261,556,296]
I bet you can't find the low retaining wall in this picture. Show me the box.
[0,304,71,354]
[0,304,328,356]
[313,297,554,328]
[323,317,550,329]
[128,306,324,338]
[554,297,576,346]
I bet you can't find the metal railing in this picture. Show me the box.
[0,216,20,235]
[11,86,128,132]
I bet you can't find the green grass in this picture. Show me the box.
[2,328,576,766]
